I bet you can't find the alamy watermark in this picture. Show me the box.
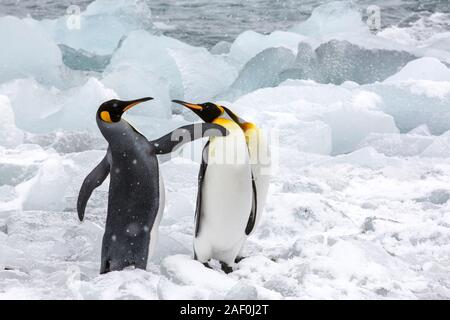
[170,126,277,177]
[367,5,381,32]
[66,5,81,30]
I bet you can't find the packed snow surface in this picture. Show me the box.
[0,0,449,299]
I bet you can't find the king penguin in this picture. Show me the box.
[172,100,271,273]
[77,97,228,274]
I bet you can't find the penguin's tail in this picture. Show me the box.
[151,123,228,155]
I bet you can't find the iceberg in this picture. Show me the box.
[280,40,416,85]
[233,82,398,154]
[0,78,117,133]
[109,30,237,102]
[46,0,155,55]
[421,131,450,158]
[229,30,310,67]
[359,132,435,157]
[367,81,450,134]
[0,96,24,148]
[291,1,368,40]
[0,16,63,85]
[384,57,450,82]
[314,40,415,85]
[107,31,188,98]
[210,41,232,55]
[169,46,238,101]
[222,47,296,101]
[24,131,107,154]
[0,145,47,187]
[102,65,172,119]
[59,44,111,72]
[21,154,69,212]
[290,0,450,64]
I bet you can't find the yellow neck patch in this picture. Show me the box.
[239,122,257,145]
[100,111,112,123]
[240,122,257,131]
[212,117,242,135]
[213,117,233,128]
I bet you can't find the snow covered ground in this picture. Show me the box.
[0,0,449,299]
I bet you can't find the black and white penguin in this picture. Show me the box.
[77,98,228,274]
[172,100,271,273]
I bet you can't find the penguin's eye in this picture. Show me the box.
[112,103,119,108]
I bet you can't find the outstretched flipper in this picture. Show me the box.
[77,154,110,221]
[152,123,228,155]
[245,176,258,235]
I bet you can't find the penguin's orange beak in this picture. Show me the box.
[123,97,154,112]
[172,100,203,111]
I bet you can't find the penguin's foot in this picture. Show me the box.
[194,253,212,269]
[235,256,246,264]
[220,262,233,274]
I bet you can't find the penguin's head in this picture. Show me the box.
[97,97,153,123]
[172,100,225,123]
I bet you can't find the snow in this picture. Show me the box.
[0,0,449,300]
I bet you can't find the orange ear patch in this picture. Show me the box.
[100,111,112,123]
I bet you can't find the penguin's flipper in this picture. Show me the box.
[77,154,110,222]
[151,123,228,155]
[194,141,209,238]
[245,176,258,235]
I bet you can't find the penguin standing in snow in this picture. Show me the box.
[172,100,271,273]
[77,97,228,274]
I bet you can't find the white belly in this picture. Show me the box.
[195,126,253,264]
[201,163,252,249]
[147,172,165,261]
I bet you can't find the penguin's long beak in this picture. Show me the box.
[123,97,154,112]
[172,100,203,111]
